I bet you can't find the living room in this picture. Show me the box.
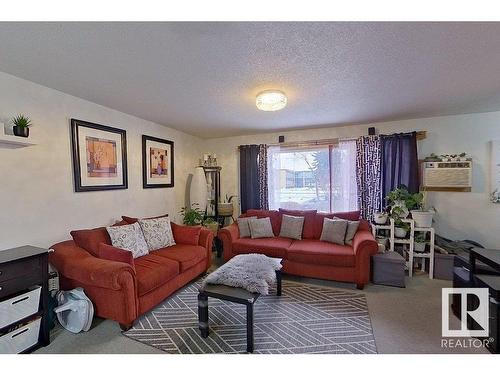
[1,1,500,373]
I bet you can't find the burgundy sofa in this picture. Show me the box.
[218,209,378,289]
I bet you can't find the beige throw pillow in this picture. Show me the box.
[237,216,257,238]
[106,222,149,259]
[279,214,305,240]
[249,217,275,239]
[343,220,360,246]
[138,216,176,251]
[320,218,348,245]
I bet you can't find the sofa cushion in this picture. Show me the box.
[154,244,207,272]
[232,237,292,258]
[171,223,201,245]
[287,240,355,267]
[279,214,305,240]
[245,209,282,236]
[134,254,180,296]
[106,222,150,259]
[70,227,111,257]
[98,243,135,267]
[313,210,361,239]
[279,209,317,239]
[344,220,360,246]
[249,217,275,239]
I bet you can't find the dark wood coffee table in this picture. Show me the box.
[198,269,282,353]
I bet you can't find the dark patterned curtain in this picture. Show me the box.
[239,144,268,213]
[355,136,382,220]
[380,132,419,199]
[258,145,269,210]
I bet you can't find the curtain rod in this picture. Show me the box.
[236,131,427,149]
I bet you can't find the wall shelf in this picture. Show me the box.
[0,130,37,148]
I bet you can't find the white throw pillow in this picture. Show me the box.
[279,214,304,240]
[138,216,176,251]
[249,217,275,239]
[106,222,149,259]
[237,216,257,238]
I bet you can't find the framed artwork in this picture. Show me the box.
[142,135,174,188]
[70,119,128,192]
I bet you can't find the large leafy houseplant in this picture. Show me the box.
[179,204,204,226]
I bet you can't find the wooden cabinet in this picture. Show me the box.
[0,246,50,353]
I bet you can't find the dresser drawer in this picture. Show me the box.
[0,317,41,354]
[0,273,42,300]
[0,286,42,329]
[0,256,41,282]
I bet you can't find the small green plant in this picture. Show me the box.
[415,233,427,243]
[386,185,423,211]
[223,194,237,203]
[203,217,216,225]
[179,204,204,226]
[12,114,32,128]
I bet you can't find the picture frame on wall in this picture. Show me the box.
[70,118,128,192]
[142,135,174,188]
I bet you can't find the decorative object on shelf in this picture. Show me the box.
[409,189,435,228]
[70,119,127,192]
[0,125,37,148]
[142,135,174,188]
[256,89,287,111]
[189,166,208,212]
[11,114,32,138]
[179,204,204,226]
[373,212,388,224]
[491,141,500,203]
[218,194,236,217]
[201,153,218,167]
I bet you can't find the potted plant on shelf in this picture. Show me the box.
[217,194,236,217]
[374,210,389,224]
[203,217,219,234]
[409,190,435,228]
[12,114,32,137]
[414,233,427,252]
[179,204,204,226]
[394,219,410,238]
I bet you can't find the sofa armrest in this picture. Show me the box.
[198,228,214,269]
[49,240,136,291]
[352,230,378,286]
[218,223,240,261]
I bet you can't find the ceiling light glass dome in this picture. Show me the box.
[256,90,287,111]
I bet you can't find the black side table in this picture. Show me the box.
[198,270,282,353]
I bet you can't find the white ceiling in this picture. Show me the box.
[1,22,500,138]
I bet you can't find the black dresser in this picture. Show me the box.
[0,246,50,353]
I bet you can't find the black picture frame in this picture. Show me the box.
[142,135,174,189]
[70,118,128,192]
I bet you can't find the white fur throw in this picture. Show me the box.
[202,254,282,295]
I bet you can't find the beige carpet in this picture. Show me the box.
[36,255,488,354]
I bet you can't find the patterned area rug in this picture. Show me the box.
[123,280,377,354]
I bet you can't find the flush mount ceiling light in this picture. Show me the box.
[256,90,287,111]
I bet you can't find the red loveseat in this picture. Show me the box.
[218,209,378,289]
[49,218,213,329]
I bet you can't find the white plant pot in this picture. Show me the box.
[411,210,434,228]
[394,227,407,238]
[414,241,426,252]
[374,212,388,224]
[376,237,388,247]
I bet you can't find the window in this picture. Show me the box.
[267,140,358,212]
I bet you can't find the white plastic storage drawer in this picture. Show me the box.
[0,317,41,354]
[0,286,41,329]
